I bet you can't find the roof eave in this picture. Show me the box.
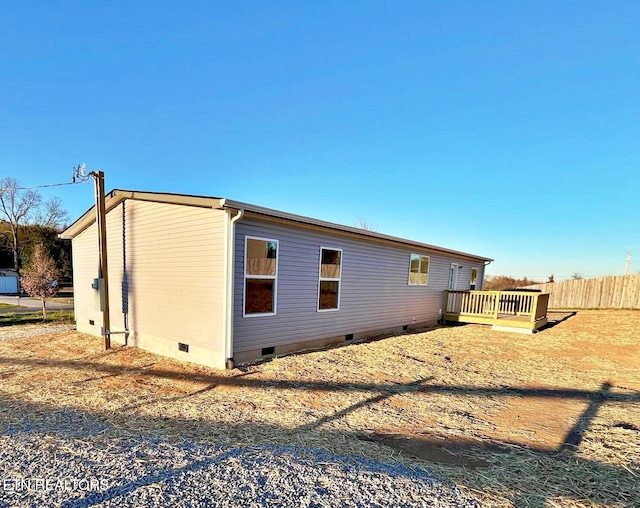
[59,189,122,239]
[59,189,225,239]
[59,190,492,263]
[219,199,493,263]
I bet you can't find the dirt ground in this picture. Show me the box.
[0,310,638,507]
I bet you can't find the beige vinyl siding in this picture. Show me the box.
[72,200,227,369]
[233,218,483,354]
[72,217,102,334]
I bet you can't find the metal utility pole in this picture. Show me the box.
[624,252,632,276]
[92,171,111,349]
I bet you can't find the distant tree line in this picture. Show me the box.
[483,275,541,291]
[0,222,72,279]
[0,177,71,282]
[484,273,587,290]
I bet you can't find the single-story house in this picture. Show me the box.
[60,190,492,369]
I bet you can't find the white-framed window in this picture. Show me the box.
[408,254,430,285]
[244,236,278,316]
[318,247,342,311]
[470,268,478,290]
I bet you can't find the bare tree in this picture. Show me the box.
[33,196,69,229]
[0,178,69,273]
[572,272,584,280]
[355,217,378,232]
[0,177,41,271]
[20,244,61,319]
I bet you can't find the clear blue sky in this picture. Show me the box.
[1,1,638,281]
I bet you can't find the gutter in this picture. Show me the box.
[220,198,493,263]
[62,189,491,264]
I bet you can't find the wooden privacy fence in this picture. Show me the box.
[526,274,640,309]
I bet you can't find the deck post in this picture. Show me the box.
[530,293,537,324]
[443,291,449,321]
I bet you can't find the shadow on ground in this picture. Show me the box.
[0,349,639,507]
[539,310,577,330]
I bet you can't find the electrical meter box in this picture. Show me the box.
[92,278,105,311]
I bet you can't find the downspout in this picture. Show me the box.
[482,260,493,290]
[224,208,244,369]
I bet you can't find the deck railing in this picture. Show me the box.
[445,290,550,328]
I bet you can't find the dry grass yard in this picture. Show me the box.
[0,310,638,507]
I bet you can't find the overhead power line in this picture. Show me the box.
[0,181,88,192]
[1,162,92,192]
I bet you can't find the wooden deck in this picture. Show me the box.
[444,290,550,332]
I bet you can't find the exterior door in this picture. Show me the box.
[449,263,459,290]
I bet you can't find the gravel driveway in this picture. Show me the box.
[0,409,481,507]
[0,323,76,341]
[0,326,482,507]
